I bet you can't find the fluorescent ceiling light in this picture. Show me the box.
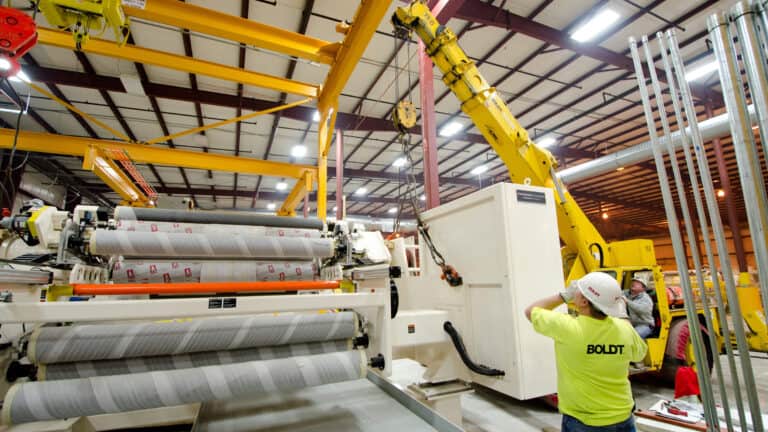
[439,121,463,137]
[9,70,30,83]
[471,165,488,175]
[267,203,276,210]
[291,145,307,158]
[537,136,557,148]
[276,181,288,191]
[333,206,338,212]
[0,58,11,71]
[392,157,408,168]
[388,207,397,214]
[686,61,718,82]
[355,187,367,196]
[312,110,320,122]
[570,9,620,43]
[420,194,426,201]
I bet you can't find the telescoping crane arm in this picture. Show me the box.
[392,1,618,281]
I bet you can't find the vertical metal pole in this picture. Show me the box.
[418,39,440,210]
[706,104,748,273]
[658,34,744,431]
[731,1,768,317]
[643,35,733,432]
[336,129,344,219]
[679,22,765,430]
[709,12,768,327]
[629,38,719,429]
[303,194,309,218]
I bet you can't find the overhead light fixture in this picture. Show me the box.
[717,189,725,198]
[276,181,288,191]
[388,207,398,214]
[333,206,338,212]
[420,194,426,201]
[601,212,609,220]
[0,58,11,71]
[570,9,620,42]
[616,166,625,172]
[8,70,30,83]
[267,203,276,210]
[355,187,367,196]
[471,165,488,175]
[392,157,408,168]
[291,145,307,158]
[686,61,719,82]
[312,110,321,122]
[537,136,557,148]
[439,121,463,137]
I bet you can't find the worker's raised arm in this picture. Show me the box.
[524,294,564,321]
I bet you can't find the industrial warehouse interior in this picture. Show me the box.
[0,0,766,431]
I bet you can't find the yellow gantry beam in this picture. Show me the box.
[83,146,150,206]
[37,28,320,98]
[278,172,314,217]
[318,0,393,123]
[0,129,317,180]
[123,0,339,65]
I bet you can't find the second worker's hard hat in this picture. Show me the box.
[631,274,649,289]
[576,272,628,318]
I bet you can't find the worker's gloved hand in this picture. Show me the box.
[560,280,579,303]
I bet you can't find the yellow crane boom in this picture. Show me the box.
[392,1,658,282]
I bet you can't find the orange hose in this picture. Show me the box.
[72,280,340,296]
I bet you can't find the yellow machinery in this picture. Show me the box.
[38,0,129,49]
[391,1,767,374]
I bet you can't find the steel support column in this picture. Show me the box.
[336,130,344,218]
[419,39,440,209]
[706,105,748,272]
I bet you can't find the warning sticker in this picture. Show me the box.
[121,0,146,9]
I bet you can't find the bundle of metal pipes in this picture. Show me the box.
[3,312,365,425]
[89,207,336,292]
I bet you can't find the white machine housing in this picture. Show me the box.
[397,183,564,400]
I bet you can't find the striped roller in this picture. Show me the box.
[89,230,334,259]
[39,339,351,380]
[111,260,317,283]
[114,220,320,238]
[29,312,357,364]
[3,350,366,425]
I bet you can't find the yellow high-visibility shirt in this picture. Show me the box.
[531,307,647,426]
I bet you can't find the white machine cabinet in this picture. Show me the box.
[415,183,564,400]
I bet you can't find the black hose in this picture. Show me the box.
[589,243,605,268]
[443,321,505,377]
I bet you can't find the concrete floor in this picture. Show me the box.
[393,352,768,432]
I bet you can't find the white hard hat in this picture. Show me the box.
[576,272,628,318]
[631,274,649,288]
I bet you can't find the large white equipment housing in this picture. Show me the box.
[400,183,564,400]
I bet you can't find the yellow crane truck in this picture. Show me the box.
[392,0,767,377]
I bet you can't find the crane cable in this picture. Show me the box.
[391,29,462,287]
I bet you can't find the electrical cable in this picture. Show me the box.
[443,321,505,377]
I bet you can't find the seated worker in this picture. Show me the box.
[623,274,654,338]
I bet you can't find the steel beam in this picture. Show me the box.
[453,0,720,102]
[123,0,338,65]
[0,129,316,180]
[336,130,344,216]
[279,172,314,216]
[36,28,319,98]
[419,39,440,209]
[83,147,149,205]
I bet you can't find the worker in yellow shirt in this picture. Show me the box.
[525,272,647,432]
